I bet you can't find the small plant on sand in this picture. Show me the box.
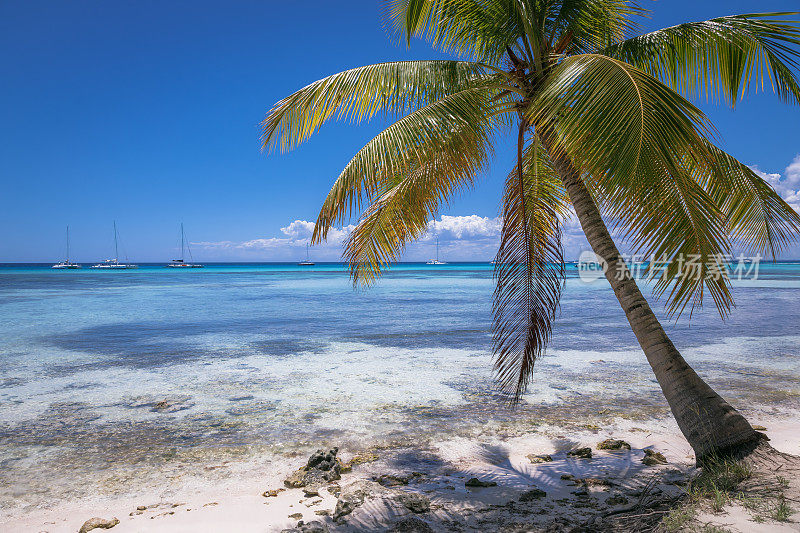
[687,457,752,514]
[691,456,752,495]
[661,504,696,532]
[699,526,733,533]
[709,488,727,513]
[736,491,766,522]
[772,495,795,522]
[662,456,755,527]
[776,475,789,488]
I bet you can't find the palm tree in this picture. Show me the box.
[262,1,800,461]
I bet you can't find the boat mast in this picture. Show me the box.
[66,225,70,263]
[181,222,185,262]
[436,238,439,262]
[113,221,119,262]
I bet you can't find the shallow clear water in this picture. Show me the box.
[1,262,798,508]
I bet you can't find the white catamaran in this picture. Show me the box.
[167,223,203,268]
[298,243,315,266]
[426,237,447,265]
[52,225,81,269]
[91,222,138,269]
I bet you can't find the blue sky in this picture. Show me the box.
[1,0,799,262]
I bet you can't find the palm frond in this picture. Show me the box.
[702,145,800,257]
[493,137,569,402]
[313,82,510,243]
[604,12,800,105]
[261,60,490,152]
[548,0,644,55]
[343,148,483,285]
[387,0,530,64]
[529,53,717,182]
[595,150,733,318]
[530,54,735,317]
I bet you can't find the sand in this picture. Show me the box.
[3,410,799,532]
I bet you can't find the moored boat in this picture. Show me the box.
[298,243,315,266]
[166,223,203,268]
[91,222,137,269]
[426,238,447,265]
[52,225,81,269]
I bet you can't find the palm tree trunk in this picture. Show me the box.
[546,146,760,461]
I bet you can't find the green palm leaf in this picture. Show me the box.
[313,83,509,243]
[388,0,531,63]
[529,53,717,182]
[493,138,569,401]
[604,12,800,105]
[548,0,643,55]
[596,150,733,317]
[343,150,482,285]
[703,145,800,256]
[529,53,736,316]
[261,60,489,152]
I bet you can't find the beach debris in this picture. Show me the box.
[579,477,613,487]
[288,512,303,519]
[78,517,119,533]
[606,494,629,506]
[567,447,593,459]
[465,477,497,488]
[333,488,368,520]
[641,449,668,466]
[135,505,147,511]
[340,451,380,472]
[519,488,547,501]
[263,488,285,498]
[752,425,767,431]
[203,502,218,507]
[280,521,329,533]
[395,492,431,513]
[390,516,436,532]
[147,395,194,413]
[314,510,329,516]
[526,453,553,463]
[303,486,320,497]
[597,439,631,451]
[228,394,254,402]
[374,473,412,487]
[285,448,342,488]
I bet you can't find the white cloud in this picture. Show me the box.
[750,154,800,214]
[279,220,315,240]
[425,215,502,240]
[785,154,800,187]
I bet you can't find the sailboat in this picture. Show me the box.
[426,238,447,265]
[91,222,138,269]
[298,243,315,266]
[166,223,203,268]
[52,225,81,269]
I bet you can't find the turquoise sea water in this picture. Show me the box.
[1,262,799,508]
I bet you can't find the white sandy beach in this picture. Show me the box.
[5,408,798,533]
